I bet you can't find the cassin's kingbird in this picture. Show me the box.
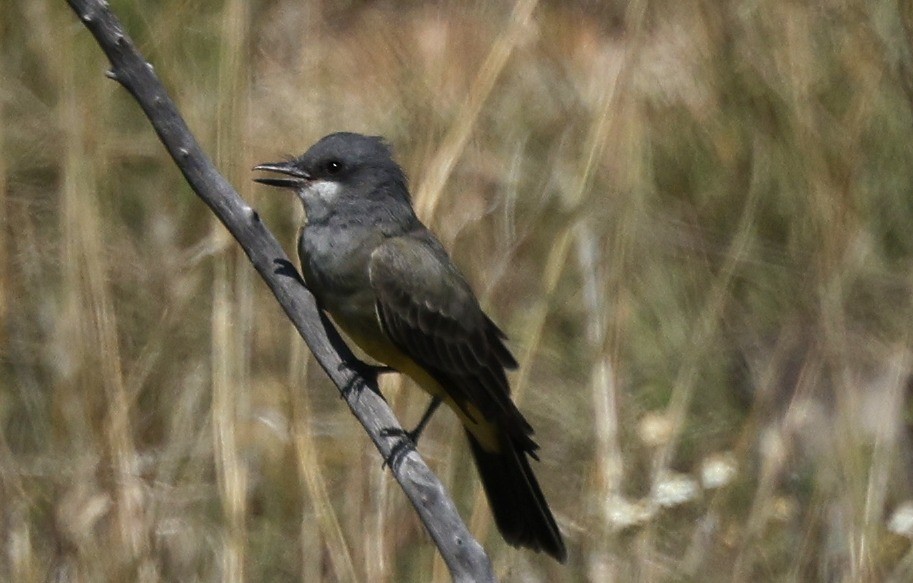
[254,132,566,562]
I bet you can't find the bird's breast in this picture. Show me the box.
[298,223,380,322]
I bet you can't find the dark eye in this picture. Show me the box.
[325,160,343,175]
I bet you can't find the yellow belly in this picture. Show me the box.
[332,315,501,452]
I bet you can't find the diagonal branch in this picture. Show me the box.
[64,1,495,581]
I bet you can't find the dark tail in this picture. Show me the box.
[466,430,567,563]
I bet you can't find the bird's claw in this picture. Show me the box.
[380,427,416,470]
[338,361,394,400]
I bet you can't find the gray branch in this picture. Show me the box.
[64,1,495,581]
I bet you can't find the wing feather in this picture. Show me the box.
[369,233,533,444]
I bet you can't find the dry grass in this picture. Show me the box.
[3,0,913,581]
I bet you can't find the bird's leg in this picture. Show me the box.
[406,396,443,444]
[381,396,443,469]
[317,309,393,398]
[339,359,396,400]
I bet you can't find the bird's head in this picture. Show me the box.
[254,132,411,222]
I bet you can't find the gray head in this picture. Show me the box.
[254,132,413,224]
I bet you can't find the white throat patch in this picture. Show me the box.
[300,179,342,207]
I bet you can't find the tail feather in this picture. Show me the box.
[466,430,567,563]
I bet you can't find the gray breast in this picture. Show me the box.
[298,223,381,319]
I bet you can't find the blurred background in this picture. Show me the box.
[3,0,913,580]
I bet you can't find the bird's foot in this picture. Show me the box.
[338,360,395,400]
[378,395,441,455]
[380,427,416,470]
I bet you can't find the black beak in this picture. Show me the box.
[253,161,311,188]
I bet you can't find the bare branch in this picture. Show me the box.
[64,1,496,580]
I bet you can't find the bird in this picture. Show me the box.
[254,132,566,563]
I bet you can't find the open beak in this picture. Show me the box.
[253,161,311,188]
